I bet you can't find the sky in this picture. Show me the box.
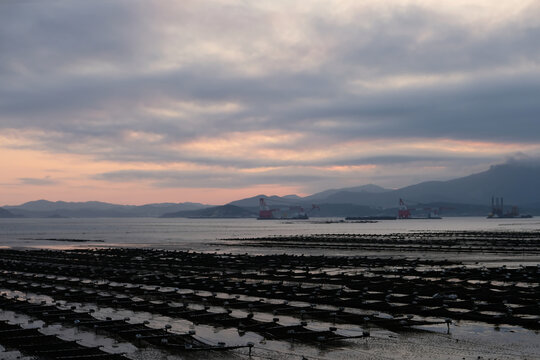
[1,0,540,205]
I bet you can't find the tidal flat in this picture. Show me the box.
[0,229,539,359]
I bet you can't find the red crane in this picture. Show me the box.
[398,198,451,219]
[398,198,412,219]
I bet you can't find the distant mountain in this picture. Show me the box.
[282,194,302,200]
[4,200,212,218]
[296,163,540,208]
[393,163,540,207]
[9,200,118,211]
[5,161,540,218]
[0,207,18,218]
[161,204,257,218]
[227,185,394,209]
[228,194,305,208]
[227,161,540,216]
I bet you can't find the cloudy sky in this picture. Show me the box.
[1,0,539,205]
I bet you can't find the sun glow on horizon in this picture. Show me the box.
[2,128,538,206]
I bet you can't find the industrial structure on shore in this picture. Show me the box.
[397,198,443,219]
[488,197,532,218]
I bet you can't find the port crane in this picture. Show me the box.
[398,198,450,219]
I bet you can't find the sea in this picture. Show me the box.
[1,216,539,253]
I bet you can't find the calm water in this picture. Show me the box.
[0,217,539,252]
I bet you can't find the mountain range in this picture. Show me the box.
[0,207,18,218]
[2,201,211,218]
[2,161,540,218]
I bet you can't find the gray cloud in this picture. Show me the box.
[94,153,496,190]
[325,5,540,76]
[18,177,58,186]
[94,169,323,189]
[504,153,540,167]
[1,1,539,192]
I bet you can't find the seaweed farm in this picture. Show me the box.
[220,230,540,253]
[0,228,538,359]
